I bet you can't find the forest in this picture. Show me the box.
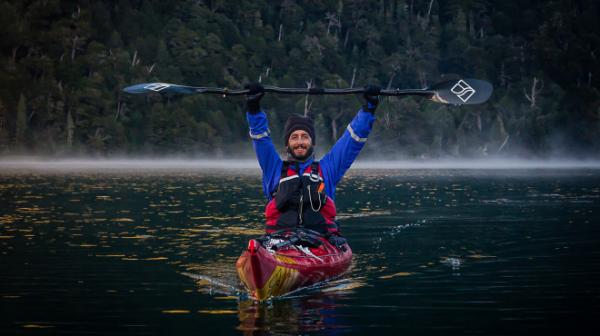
[0,0,598,158]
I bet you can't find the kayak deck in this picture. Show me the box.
[236,232,352,300]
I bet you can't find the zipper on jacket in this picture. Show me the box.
[298,193,303,227]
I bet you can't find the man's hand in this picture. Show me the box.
[363,84,381,113]
[245,83,264,114]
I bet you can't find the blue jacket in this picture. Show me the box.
[247,109,376,201]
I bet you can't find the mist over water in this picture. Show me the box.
[2,157,600,173]
[0,158,259,173]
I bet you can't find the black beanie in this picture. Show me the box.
[283,114,316,146]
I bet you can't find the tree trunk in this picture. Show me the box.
[383,110,392,130]
[343,29,350,49]
[11,47,18,63]
[71,36,79,61]
[331,117,338,142]
[469,10,476,37]
[0,100,6,133]
[304,98,312,117]
[331,108,344,142]
[131,50,139,67]
[278,24,283,41]
[350,67,357,88]
[386,71,396,89]
[15,94,27,146]
[115,96,125,121]
[419,71,427,88]
[420,0,434,30]
[146,63,156,74]
[67,108,74,149]
[304,80,312,116]
[524,76,544,108]
[500,62,507,87]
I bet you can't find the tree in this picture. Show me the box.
[0,0,597,157]
[15,93,27,147]
[0,100,9,152]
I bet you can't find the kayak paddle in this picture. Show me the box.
[123,78,492,105]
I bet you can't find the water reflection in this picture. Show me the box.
[237,293,352,335]
[1,169,600,334]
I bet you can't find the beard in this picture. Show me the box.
[286,144,314,161]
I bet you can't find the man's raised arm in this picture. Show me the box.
[245,83,282,199]
[320,85,380,199]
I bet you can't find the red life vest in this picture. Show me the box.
[265,161,338,235]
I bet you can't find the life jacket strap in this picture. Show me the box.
[280,161,290,178]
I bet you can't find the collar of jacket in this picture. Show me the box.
[284,155,315,174]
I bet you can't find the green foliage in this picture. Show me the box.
[0,0,598,157]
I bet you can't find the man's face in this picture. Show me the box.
[287,130,312,160]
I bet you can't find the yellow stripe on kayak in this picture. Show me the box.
[255,265,299,300]
[274,255,297,264]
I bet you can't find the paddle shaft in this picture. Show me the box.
[188,86,432,96]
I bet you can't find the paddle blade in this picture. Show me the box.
[428,79,493,105]
[123,83,202,94]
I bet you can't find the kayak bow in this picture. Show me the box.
[236,231,352,300]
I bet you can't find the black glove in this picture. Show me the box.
[363,84,381,113]
[244,83,264,114]
[328,234,347,249]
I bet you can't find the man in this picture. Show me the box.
[245,83,380,248]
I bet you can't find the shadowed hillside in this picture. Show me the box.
[0,0,598,158]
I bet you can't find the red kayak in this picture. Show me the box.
[236,230,352,300]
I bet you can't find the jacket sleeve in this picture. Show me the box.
[246,111,283,199]
[320,109,376,200]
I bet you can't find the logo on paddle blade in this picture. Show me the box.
[451,80,476,103]
[144,83,171,92]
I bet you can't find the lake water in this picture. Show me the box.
[1,166,599,335]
